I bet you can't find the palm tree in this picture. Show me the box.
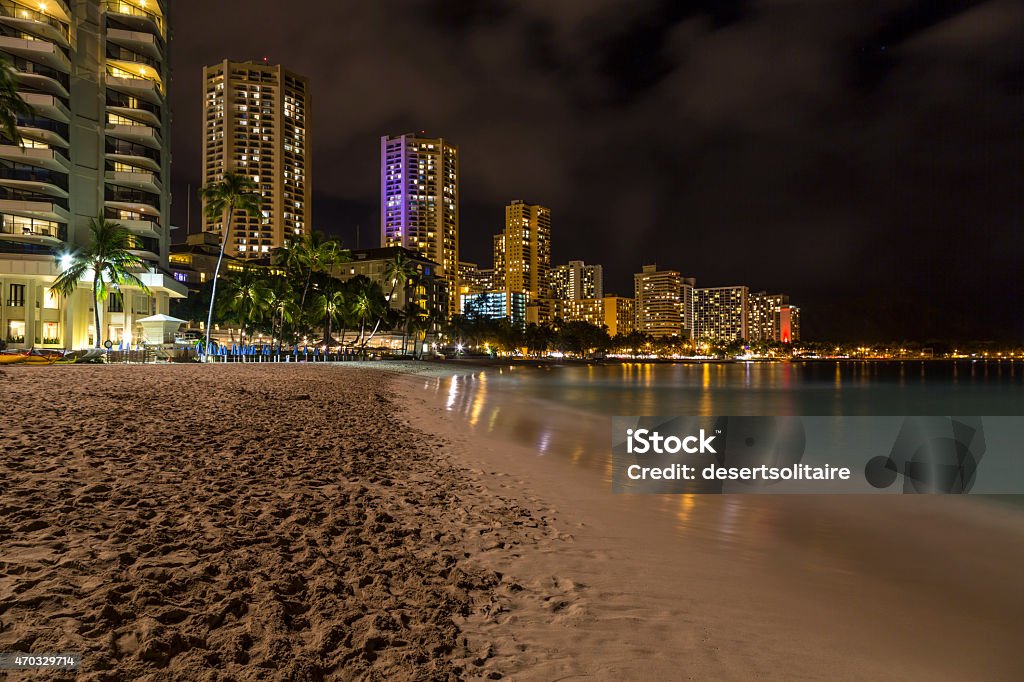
[51,217,149,348]
[199,172,260,356]
[316,287,347,348]
[368,250,418,341]
[219,269,271,345]
[278,232,346,314]
[399,300,425,355]
[349,277,388,352]
[265,279,298,352]
[383,250,418,305]
[0,55,33,144]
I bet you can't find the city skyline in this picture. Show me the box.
[168,0,1022,341]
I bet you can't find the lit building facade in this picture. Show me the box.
[0,0,185,349]
[556,295,635,336]
[381,132,459,316]
[458,260,498,296]
[695,286,749,341]
[497,200,551,300]
[749,291,790,342]
[334,247,446,321]
[778,304,800,343]
[551,260,603,301]
[202,60,310,258]
[634,265,684,338]
[461,290,527,327]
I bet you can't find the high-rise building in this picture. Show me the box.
[556,295,635,336]
[749,292,790,342]
[777,304,800,343]
[202,60,310,259]
[695,286,749,341]
[634,265,684,338]
[551,260,603,301]
[497,200,551,300]
[0,0,185,350]
[458,261,498,297]
[461,290,527,327]
[381,132,459,316]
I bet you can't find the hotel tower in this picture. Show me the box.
[380,132,459,316]
[0,0,185,350]
[202,60,311,258]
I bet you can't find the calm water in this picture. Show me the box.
[414,361,1024,676]
[464,360,1024,416]
[424,360,1024,474]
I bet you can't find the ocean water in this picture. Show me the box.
[424,360,1024,482]
[455,360,1024,416]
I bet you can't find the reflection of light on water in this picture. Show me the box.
[675,494,696,526]
[487,406,501,433]
[715,497,744,542]
[446,376,458,410]
[537,429,552,456]
[571,444,584,465]
[469,373,487,426]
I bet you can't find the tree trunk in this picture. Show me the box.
[204,207,233,358]
[92,273,102,349]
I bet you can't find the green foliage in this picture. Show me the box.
[51,217,150,348]
[0,54,33,144]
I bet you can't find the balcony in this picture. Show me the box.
[18,93,70,123]
[105,122,161,149]
[106,105,160,128]
[104,150,159,173]
[10,56,68,97]
[0,198,70,223]
[104,192,160,217]
[0,217,66,246]
[0,146,70,172]
[106,27,162,61]
[16,125,69,149]
[105,169,161,194]
[106,74,162,105]
[116,218,161,239]
[0,168,68,197]
[105,1,164,39]
[0,1,70,47]
[0,35,70,73]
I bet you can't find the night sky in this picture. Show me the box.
[169,0,1023,342]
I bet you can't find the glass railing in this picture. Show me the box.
[0,163,69,190]
[106,90,161,118]
[104,185,160,209]
[105,1,163,36]
[105,139,161,162]
[106,45,159,70]
[0,186,68,208]
[0,220,66,240]
[105,206,160,226]
[6,54,69,87]
[0,0,70,42]
[14,116,69,139]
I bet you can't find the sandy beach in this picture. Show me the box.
[0,364,565,680]
[2,362,1022,681]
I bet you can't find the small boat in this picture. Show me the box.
[23,353,59,365]
[0,351,29,365]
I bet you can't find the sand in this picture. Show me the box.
[2,362,1023,681]
[0,364,564,681]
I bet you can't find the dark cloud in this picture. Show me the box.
[170,0,1024,341]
